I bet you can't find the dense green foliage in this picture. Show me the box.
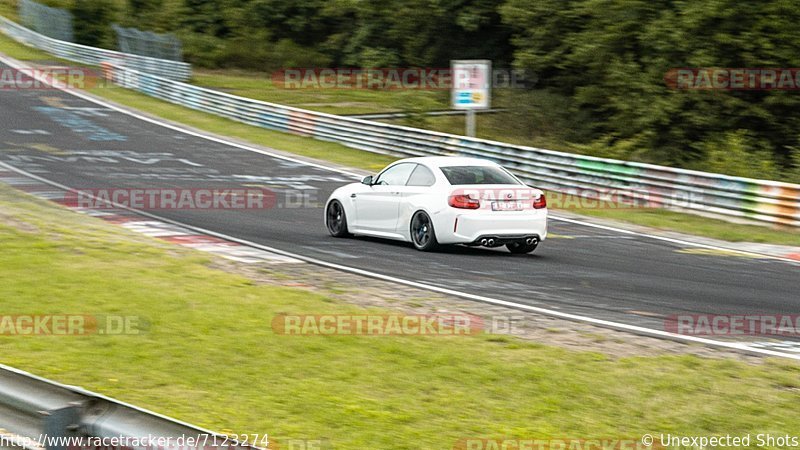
[13,0,800,181]
[70,0,116,47]
[502,0,800,180]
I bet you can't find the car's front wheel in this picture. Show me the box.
[506,241,538,254]
[410,211,439,251]
[326,200,351,237]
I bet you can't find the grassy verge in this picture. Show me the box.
[0,24,80,68]
[190,71,553,151]
[0,31,797,245]
[1,184,800,449]
[560,206,800,246]
[90,85,397,172]
[192,69,449,115]
[0,0,16,21]
[382,104,569,151]
[0,30,56,61]
[0,33,394,171]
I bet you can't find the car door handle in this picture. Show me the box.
[350,193,357,198]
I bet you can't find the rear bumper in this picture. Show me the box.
[467,234,542,247]
[436,210,548,245]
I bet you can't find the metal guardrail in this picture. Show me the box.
[0,16,190,81]
[0,365,259,450]
[103,65,800,227]
[1,15,798,226]
[344,108,506,120]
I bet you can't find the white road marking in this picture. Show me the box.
[0,168,302,265]
[1,54,795,265]
[0,177,41,185]
[10,129,49,135]
[749,341,800,353]
[549,216,800,265]
[552,234,636,239]
[119,220,193,237]
[0,55,362,179]
[0,53,797,359]
[1,160,799,360]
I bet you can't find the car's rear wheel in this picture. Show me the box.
[506,241,538,254]
[410,211,439,251]
[326,200,350,237]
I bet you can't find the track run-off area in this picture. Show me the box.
[0,56,798,359]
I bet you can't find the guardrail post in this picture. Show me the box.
[42,405,82,450]
[1,13,798,226]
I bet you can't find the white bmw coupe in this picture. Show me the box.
[324,156,547,253]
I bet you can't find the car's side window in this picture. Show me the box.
[406,164,436,187]
[375,163,416,186]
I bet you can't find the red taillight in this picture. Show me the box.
[533,194,547,209]
[448,194,480,209]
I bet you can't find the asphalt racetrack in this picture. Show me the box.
[0,60,797,347]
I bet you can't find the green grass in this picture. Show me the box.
[192,69,449,115]
[0,29,57,61]
[0,30,797,245]
[0,32,393,171]
[91,85,396,172]
[189,70,561,154]
[1,184,800,449]
[0,21,79,68]
[390,110,573,151]
[0,0,16,21]
[561,206,800,246]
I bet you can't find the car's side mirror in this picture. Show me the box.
[361,175,373,186]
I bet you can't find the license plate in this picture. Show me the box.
[491,201,524,211]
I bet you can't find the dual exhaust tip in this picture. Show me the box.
[479,237,539,247]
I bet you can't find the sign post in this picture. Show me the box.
[451,60,491,137]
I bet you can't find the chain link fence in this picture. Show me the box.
[18,0,73,42]
[1,14,797,226]
[99,63,800,227]
[0,15,191,80]
[113,24,182,62]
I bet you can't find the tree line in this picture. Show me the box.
[41,0,800,181]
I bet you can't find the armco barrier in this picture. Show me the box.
[2,16,799,227]
[0,364,260,450]
[104,65,800,227]
[0,15,190,81]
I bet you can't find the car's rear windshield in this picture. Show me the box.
[439,166,521,185]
